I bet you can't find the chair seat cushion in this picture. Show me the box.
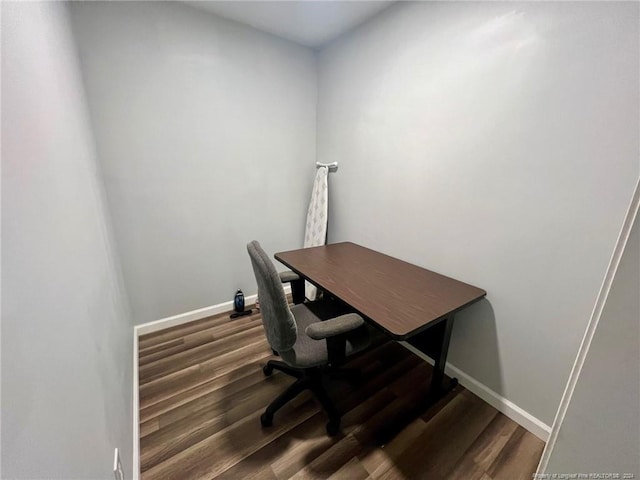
[280,303,371,368]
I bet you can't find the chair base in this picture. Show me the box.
[261,359,358,436]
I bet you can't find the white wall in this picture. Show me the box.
[69,1,317,324]
[317,1,639,425]
[543,187,639,477]
[2,2,133,478]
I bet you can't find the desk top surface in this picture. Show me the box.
[275,242,486,339]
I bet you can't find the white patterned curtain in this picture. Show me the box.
[303,166,329,300]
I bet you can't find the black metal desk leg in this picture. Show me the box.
[427,313,457,401]
[291,278,305,304]
[374,314,459,446]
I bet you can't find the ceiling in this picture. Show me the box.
[184,1,396,48]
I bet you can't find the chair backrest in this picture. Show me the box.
[247,240,297,352]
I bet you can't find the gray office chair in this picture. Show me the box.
[247,240,371,435]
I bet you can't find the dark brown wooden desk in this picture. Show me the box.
[275,242,486,442]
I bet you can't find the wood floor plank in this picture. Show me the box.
[139,307,545,480]
[139,311,237,350]
[214,413,328,480]
[471,412,521,471]
[138,338,184,359]
[487,426,545,480]
[359,418,431,480]
[140,419,160,438]
[139,315,262,365]
[446,413,519,480]
[424,395,499,479]
[156,370,290,433]
[366,390,497,480]
[140,373,295,471]
[441,455,487,480]
[217,356,404,480]
[327,457,370,480]
[350,368,441,446]
[216,346,414,480]
[268,420,338,480]
[272,387,398,480]
[139,339,272,409]
[236,465,278,480]
[363,394,472,479]
[139,362,262,424]
[142,401,319,480]
[288,433,362,480]
[297,367,453,480]
[139,324,265,384]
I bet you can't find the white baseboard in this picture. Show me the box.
[135,286,291,336]
[135,296,254,336]
[401,342,551,441]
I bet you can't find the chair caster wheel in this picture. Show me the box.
[263,364,273,377]
[260,412,273,428]
[326,419,340,436]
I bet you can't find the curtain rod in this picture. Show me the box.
[316,162,338,170]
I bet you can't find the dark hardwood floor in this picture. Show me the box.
[138,305,544,479]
